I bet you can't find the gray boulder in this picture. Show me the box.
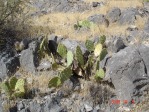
[61,39,87,54]
[20,41,39,74]
[88,14,109,27]
[105,45,149,104]
[106,7,121,23]
[105,36,126,53]
[0,50,20,80]
[118,8,139,25]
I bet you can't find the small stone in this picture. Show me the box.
[84,104,93,111]
[92,2,98,7]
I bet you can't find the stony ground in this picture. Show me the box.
[0,0,149,112]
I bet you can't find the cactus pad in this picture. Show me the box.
[9,76,18,90]
[95,69,105,80]
[57,43,67,58]
[60,67,72,83]
[48,77,61,88]
[0,82,10,96]
[99,35,106,44]
[85,40,94,52]
[100,48,108,61]
[94,43,102,57]
[14,79,25,97]
[76,46,84,67]
[67,51,74,67]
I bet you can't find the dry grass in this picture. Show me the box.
[18,69,53,94]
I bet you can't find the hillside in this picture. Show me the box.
[0,0,149,112]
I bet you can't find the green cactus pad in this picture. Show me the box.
[95,68,105,80]
[99,35,106,44]
[94,43,102,57]
[0,81,10,95]
[80,20,91,28]
[85,40,94,52]
[76,46,84,67]
[9,76,18,90]
[48,77,61,88]
[60,67,72,83]
[67,51,74,67]
[57,43,67,58]
[100,48,108,61]
[14,79,25,97]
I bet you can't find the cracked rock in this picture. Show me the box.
[105,45,149,105]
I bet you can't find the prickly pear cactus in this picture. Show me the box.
[100,48,108,61]
[99,35,106,44]
[0,81,10,96]
[67,51,74,67]
[79,20,91,28]
[94,43,102,57]
[48,77,61,88]
[39,36,49,58]
[9,76,18,90]
[14,79,25,97]
[76,46,84,67]
[85,40,94,52]
[57,43,67,58]
[60,67,72,83]
[95,68,105,80]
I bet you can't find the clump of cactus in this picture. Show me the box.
[47,35,108,88]
[74,20,94,30]
[0,76,25,99]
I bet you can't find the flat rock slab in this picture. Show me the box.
[105,44,149,104]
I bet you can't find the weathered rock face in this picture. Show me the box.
[105,45,149,104]
[106,7,121,23]
[88,14,109,27]
[0,50,20,80]
[20,41,40,74]
[118,8,139,25]
[144,18,149,34]
[105,36,126,53]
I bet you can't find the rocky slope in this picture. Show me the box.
[0,0,149,112]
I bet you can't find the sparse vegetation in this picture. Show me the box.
[0,76,25,99]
